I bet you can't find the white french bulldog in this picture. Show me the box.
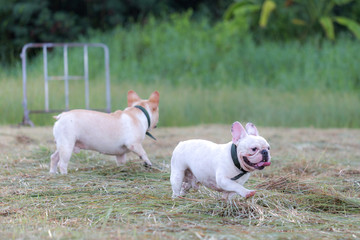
[50,90,159,174]
[170,121,271,199]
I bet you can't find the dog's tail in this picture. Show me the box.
[53,113,63,120]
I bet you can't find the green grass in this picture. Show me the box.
[0,15,359,127]
[1,78,359,127]
[0,126,359,239]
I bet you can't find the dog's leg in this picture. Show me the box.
[222,192,236,201]
[190,175,199,191]
[127,143,152,166]
[115,154,127,166]
[180,169,196,195]
[58,145,74,175]
[50,150,60,174]
[170,168,185,198]
[73,146,81,154]
[216,175,255,198]
[222,192,229,200]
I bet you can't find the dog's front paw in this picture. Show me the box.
[172,194,179,199]
[245,190,256,198]
[143,162,152,168]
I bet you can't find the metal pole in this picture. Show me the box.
[104,45,111,113]
[43,46,49,112]
[84,45,89,109]
[20,43,111,125]
[64,45,69,110]
[21,46,32,126]
[21,49,27,118]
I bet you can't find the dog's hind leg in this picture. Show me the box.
[57,142,75,174]
[222,192,236,201]
[180,169,196,195]
[50,150,60,174]
[115,154,127,166]
[170,146,190,198]
[170,168,185,198]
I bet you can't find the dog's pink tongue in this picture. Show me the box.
[257,162,271,167]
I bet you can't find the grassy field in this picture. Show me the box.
[1,78,360,128]
[0,125,359,239]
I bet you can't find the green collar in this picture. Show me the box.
[231,143,248,180]
[134,105,156,141]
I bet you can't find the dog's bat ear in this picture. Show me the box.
[245,122,259,136]
[127,90,141,107]
[231,121,247,144]
[149,91,159,105]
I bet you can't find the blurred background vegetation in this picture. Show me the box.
[0,0,359,127]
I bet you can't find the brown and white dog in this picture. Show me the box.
[170,121,271,199]
[50,90,159,174]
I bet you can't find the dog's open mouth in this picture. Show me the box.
[243,156,271,170]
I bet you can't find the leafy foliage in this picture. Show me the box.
[2,0,360,64]
[0,0,233,65]
[291,0,360,40]
[224,0,360,41]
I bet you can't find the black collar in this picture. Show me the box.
[231,143,248,180]
[134,105,156,140]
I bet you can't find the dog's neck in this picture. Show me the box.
[230,143,248,180]
[134,105,151,128]
[134,105,156,140]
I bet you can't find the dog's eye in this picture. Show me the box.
[251,147,258,152]
[268,147,270,150]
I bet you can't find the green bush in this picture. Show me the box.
[224,0,360,41]
[0,0,233,65]
[9,13,360,91]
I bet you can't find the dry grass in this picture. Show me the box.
[0,125,360,239]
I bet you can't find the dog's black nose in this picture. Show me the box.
[260,149,269,162]
[260,149,268,157]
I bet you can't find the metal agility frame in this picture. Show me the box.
[21,43,111,126]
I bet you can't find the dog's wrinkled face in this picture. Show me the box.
[127,90,160,129]
[231,122,271,172]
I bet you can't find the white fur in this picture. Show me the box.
[170,122,271,199]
